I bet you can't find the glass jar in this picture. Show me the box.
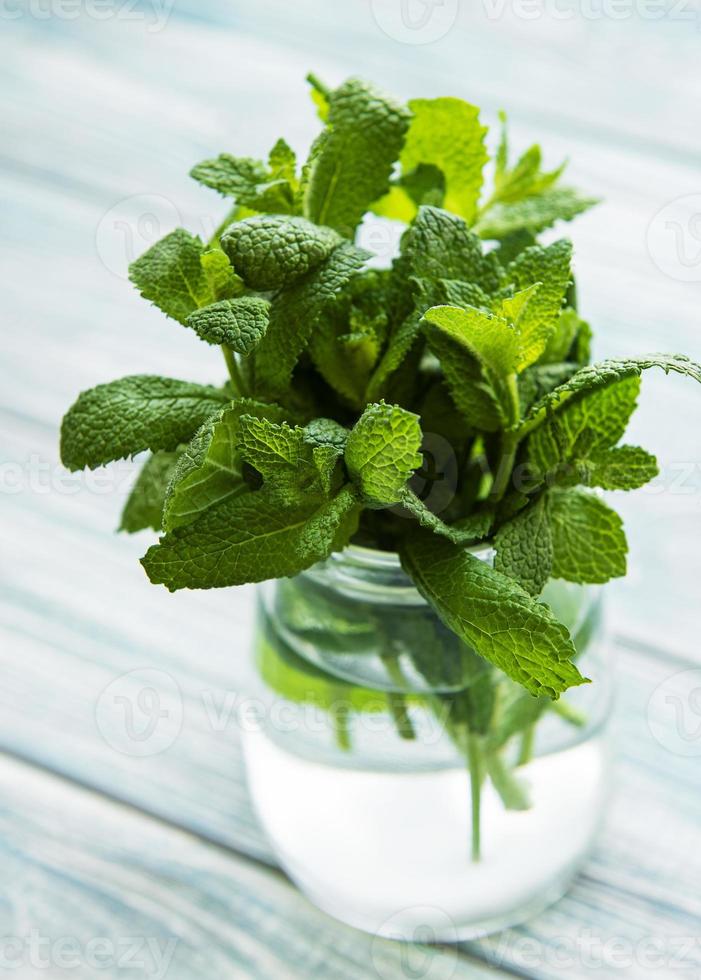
[241,545,612,941]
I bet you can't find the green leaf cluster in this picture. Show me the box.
[60,72,701,705]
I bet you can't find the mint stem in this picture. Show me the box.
[386,693,415,740]
[489,375,520,502]
[466,732,483,861]
[306,72,331,100]
[331,701,351,752]
[222,344,246,396]
[517,723,536,766]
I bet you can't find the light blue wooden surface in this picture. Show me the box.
[1,2,701,977]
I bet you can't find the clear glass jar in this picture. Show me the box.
[241,545,612,941]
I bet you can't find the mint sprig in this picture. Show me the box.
[60,72,701,713]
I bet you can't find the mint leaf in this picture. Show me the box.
[303,77,410,237]
[421,305,519,430]
[399,488,487,545]
[400,530,587,698]
[163,399,285,531]
[253,240,369,397]
[367,208,501,399]
[186,297,270,355]
[120,450,180,533]
[517,354,701,439]
[494,495,553,596]
[518,361,581,415]
[528,375,640,479]
[142,484,360,590]
[190,154,267,197]
[575,445,658,490]
[386,98,487,224]
[303,417,349,450]
[505,240,572,369]
[200,248,245,301]
[191,142,298,214]
[548,489,627,583]
[129,230,212,324]
[476,188,598,240]
[540,307,590,365]
[237,417,321,496]
[345,401,423,507]
[394,207,501,294]
[60,376,228,471]
[220,215,341,291]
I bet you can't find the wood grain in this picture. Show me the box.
[2,4,701,977]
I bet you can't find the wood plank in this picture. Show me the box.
[2,8,701,975]
[0,754,504,979]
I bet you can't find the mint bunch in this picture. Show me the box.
[61,73,701,703]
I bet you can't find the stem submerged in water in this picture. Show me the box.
[466,732,483,862]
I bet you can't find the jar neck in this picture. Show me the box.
[301,543,495,605]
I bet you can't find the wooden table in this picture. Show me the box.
[2,2,700,976]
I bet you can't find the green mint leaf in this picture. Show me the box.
[237,416,322,496]
[200,248,245,301]
[398,487,487,545]
[368,207,500,399]
[400,529,587,698]
[421,305,519,430]
[60,376,228,471]
[396,98,487,224]
[574,445,659,491]
[142,484,360,590]
[186,297,270,355]
[220,215,341,291]
[548,489,627,583]
[268,138,297,182]
[163,399,285,531]
[303,77,410,237]
[253,240,369,398]
[394,206,501,294]
[303,417,349,450]
[517,354,701,439]
[345,401,423,508]
[494,495,553,596]
[540,308,590,365]
[477,187,598,240]
[504,240,573,370]
[517,361,581,415]
[129,229,211,324]
[190,154,267,197]
[119,450,180,533]
[528,375,641,479]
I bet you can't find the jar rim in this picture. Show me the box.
[332,540,495,571]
